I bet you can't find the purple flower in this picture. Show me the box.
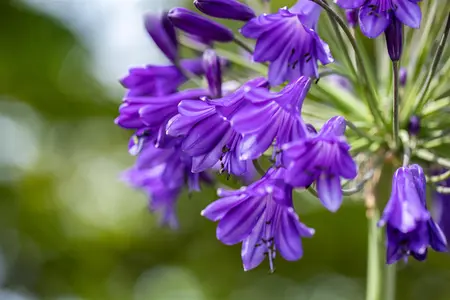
[399,67,407,86]
[379,165,447,264]
[166,98,249,176]
[229,76,311,161]
[241,6,333,85]
[123,138,211,228]
[119,58,204,98]
[201,168,315,271]
[407,115,420,136]
[335,0,422,38]
[116,88,208,130]
[434,171,450,250]
[168,7,234,43]
[144,12,178,61]
[203,49,223,98]
[290,0,323,29]
[194,0,256,21]
[385,17,403,61]
[282,116,358,212]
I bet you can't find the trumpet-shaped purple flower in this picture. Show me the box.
[144,12,178,61]
[123,137,211,228]
[116,88,208,130]
[166,99,249,175]
[119,58,204,98]
[241,6,333,85]
[229,76,310,161]
[168,7,234,43]
[335,0,422,38]
[201,168,315,271]
[194,0,256,21]
[379,165,447,264]
[282,116,358,212]
[434,170,450,250]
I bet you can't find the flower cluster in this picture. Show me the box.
[115,0,449,274]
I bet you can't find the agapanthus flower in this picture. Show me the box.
[407,115,420,136]
[229,76,311,161]
[119,58,204,98]
[379,165,447,263]
[122,137,211,228]
[282,116,358,212]
[201,168,315,271]
[144,12,178,61]
[241,4,333,85]
[433,170,450,250]
[335,0,422,38]
[194,0,256,21]
[116,87,208,130]
[168,7,234,43]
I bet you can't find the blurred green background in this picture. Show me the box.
[1,0,450,299]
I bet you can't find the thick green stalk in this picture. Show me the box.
[384,265,397,300]
[366,209,381,300]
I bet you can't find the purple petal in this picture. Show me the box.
[394,0,421,28]
[275,207,304,261]
[201,194,247,221]
[334,0,366,9]
[316,174,343,212]
[359,6,390,38]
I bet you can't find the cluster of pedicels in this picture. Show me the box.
[115,0,448,271]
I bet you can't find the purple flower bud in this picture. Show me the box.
[168,7,234,43]
[385,17,403,61]
[202,49,222,98]
[144,12,178,61]
[345,9,358,27]
[399,67,407,86]
[408,115,421,136]
[194,0,256,21]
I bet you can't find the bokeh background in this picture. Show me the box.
[1,0,450,299]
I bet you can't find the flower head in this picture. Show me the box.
[379,165,447,263]
[194,0,256,21]
[201,168,315,271]
[168,7,234,43]
[241,6,333,85]
[282,116,358,212]
[335,0,422,38]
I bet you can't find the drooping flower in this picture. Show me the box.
[433,170,450,250]
[201,168,315,271]
[144,12,178,61]
[119,58,204,98]
[282,116,358,212]
[116,87,208,130]
[379,165,447,264]
[241,6,333,85]
[194,0,256,21]
[335,0,422,38]
[229,76,311,161]
[122,137,211,228]
[168,7,234,43]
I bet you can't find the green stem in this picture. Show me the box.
[366,209,381,300]
[346,119,378,143]
[233,35,254,55]
[310,0,387,129]
[392,61,400,150]
[415,148,450,169]
[252,159,266,177]
[415,13,450,112]
[384,265,397,300]
[427,170,450,183]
